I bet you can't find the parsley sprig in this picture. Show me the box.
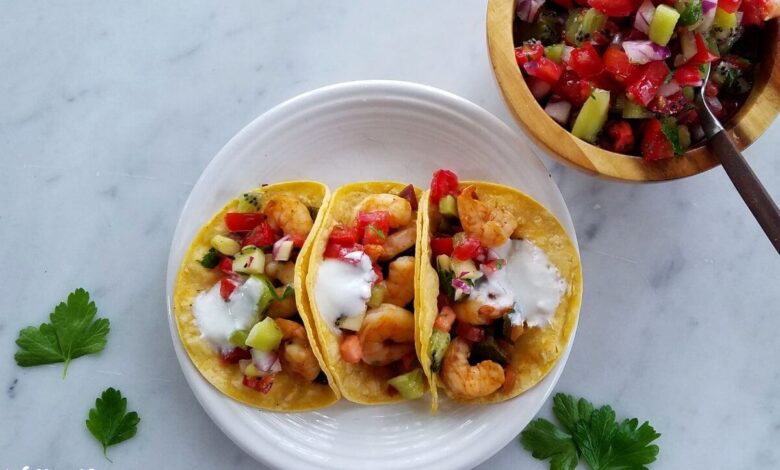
[521,393,661,470]
[15,288,110,377]
[86,387,141,460]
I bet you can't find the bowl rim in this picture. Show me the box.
[487,0,780,182]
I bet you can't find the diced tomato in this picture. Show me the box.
[364,244,384,263]
[371,263,384,284]
[605,121,635,153]
[220,278,240,301]
[224,212,265,232]
[648,91,689,115]
[218,256,234,274]
[220,347,251,364]
[569,43,604,78]
[719,0,742,13]
[524,57,564,84]
[515,41,545,66]
[329,224,360,245]
[554,70,593,107]
[690,33,719,65]
[339,334,363,363]
[641,118,675,161]
[357,211,391,245]
[242,221,277,248]
[740,0,773,25]
[289,233,306,248]
[430,169,460,204]
[323,242,364,262]
[398,184,419,211]
[452,237,482,261]
[588,0,637,16]
[456,322,485,343]
[434,306,457,333]
[673,64,703,86]
[242,375,274,394]
[625,61,670,106]
[603,47,638,83]
[431,236,454,256]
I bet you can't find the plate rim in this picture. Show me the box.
[165,79,581,470]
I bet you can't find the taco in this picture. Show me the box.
[173,181,339,411]
[306,182,425,404]
[418,170,582,410]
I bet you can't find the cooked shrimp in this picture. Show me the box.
[379,224,417,261]
[452,297,511,325]
[510,324,525,341]
[456,185,517,248]
[357,194,413,228]
[358,303,415,366]
[265,260,295,285]
[383,256,415,307]
[267,286,298,318]
[440,337,505,399]
[263,196,313,237]
[275,318,320,381]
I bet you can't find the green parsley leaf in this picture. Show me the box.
[86,387,141,460]
[368,224,387,240]
[15,288,110,377]
[199,247,221,268]
[520,419,579,470]
[521,393,661,470]
[270,284,295,301]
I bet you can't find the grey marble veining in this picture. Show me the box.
[0,1,778,468]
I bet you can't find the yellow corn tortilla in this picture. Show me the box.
[306,182,423,405]
[173,181,339,411]
[418,182,582,411]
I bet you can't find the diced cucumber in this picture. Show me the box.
[678,125,691,150]
[253,274,276,314]
[623,99,653,119]
[335,312,366,331]
[544,43,565,63]
[429,330,451,373]
[649,4,680,46]
[436,254,452,272]
[233,247,265,275]
[518,8,561,45]
[581,8,607,35]
[211,234,241,256]
[682,86,695,101]
[245,317,283,352]
[236,192,262,213]
[451,258,481,280]
[387,368,425,400]
[273,240,295,262]
[438,195,458,217]
[676,0,702,26]
[367,283,388,309]
[713,7,737,30]
[229,330,249,347]
[572,89,610,143]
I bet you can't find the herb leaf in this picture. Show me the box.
[368,224,386,240]
[574,406,619,470]
[86,387,141,460]
[199,247,221,268]
[15,288,110,377]
[553,393,594,434]
[520,418,578,470]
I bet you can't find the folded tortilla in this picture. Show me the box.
[306,182,424,405]
[173,181,339,411]
[417,182,582,410]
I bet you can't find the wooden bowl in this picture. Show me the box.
[487,0,780,181]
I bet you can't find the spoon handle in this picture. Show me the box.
[710,130,780,254]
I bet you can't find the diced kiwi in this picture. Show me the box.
[581,8,607,35]
[572,89,610,143]
[387,368,425,400]
[236,192,262,213]
[245,317,283,352]
[544,43,565,63]
[438,195,458,217]
[367,283,388,309]
[649,4,680,46]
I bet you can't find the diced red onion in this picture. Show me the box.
[527,76,552,99]
[272,235,293,261]
[516,0,546,22]
[705,95,723,115]
[622,40,671,64]
[679,31,697,64]
[251,349,281,374]
[451,278,472,295]
[544,100,572,124]
[658,80,681,97]
[634,0,655,34]
[698,0,717,31]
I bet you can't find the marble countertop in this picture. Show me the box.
[1,1,778,468]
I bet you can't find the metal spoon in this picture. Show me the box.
[696,64,780,254]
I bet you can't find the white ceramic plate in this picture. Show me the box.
[166,81,580,470]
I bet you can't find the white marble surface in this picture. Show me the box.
[0,1,777,468]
